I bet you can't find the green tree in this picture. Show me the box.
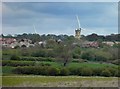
[72,47,81,59]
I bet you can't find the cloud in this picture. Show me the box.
[2,2,118,36]
[2,0,120,2]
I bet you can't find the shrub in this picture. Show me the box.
[114,70,120,77]
[20,57,54,62]
[14,45,20,49]
[2,60,11,66]
[101,69,112,77]
[69,67,81,75]
[60,68,70,76]
[107,67,117,76]
[31,50,46,57]
[12,66,118,77]
[111,59,120,65]
[95,55,109,62]
[2,60,52,67]
[13,66,48,75]
[13,66,60,76]
[72,53,80,59]
[80,67,93,76]
[2,60,35,67]
[48,67,60,76]
[81,52,95,61]
[10,55,20,60]
[72,47,81,59]
[72,59,87,63]
[92,68,103,76]
[37,66,49,75]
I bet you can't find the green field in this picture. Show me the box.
[2,76,118,87]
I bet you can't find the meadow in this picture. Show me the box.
[2,76,119,87]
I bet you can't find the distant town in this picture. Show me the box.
[0,33,120,49]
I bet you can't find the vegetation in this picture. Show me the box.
[12,66,118,77]
[2,76,118,87]
[2,33,120,77]
[2,61,118,77]
[2,33,120,42]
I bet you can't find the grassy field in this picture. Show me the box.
[2,76,118,87]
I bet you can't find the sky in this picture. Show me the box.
[2,2,118,36]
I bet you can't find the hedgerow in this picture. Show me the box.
[2,60,51,67]
[12,66,119,77]
[15,57,55,62]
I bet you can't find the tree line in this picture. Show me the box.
[1,33,120,42]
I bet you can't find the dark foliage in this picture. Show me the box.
[12,66,118,77]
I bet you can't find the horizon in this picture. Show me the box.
[2,2,118,36]
[1,32,119,37]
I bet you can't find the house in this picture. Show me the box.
[0,38,16,47]
[38,41,46,47]
[102,41,114,46]
[81,41,99,48]
[1,38,34,48]
[19,39,34,48]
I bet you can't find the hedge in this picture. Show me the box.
[10,55,20,60]
[11,57,55,62]
[13,66,59,76]
[2,60,51,67]
[12,66,119,77]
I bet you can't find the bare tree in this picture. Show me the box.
[54,43,72,67]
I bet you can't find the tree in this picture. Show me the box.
[72,46,81,59]
[54,43,72,67]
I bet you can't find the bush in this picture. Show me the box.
[48,67,60,76]
[12,65,118,77]
[68,67,79,75]
[2,60,51,67]
[72,53,80,59]
[81,52,95,61]
[60,68,70,76]
[101,69,112,77]
[92,68,103,76]
[10,55,20,60]
[31,50,46,57]
[20,57,54,62]
[2,60,35,67]
[107,67,117,76]
[80,67,93,76]
[13,66,60,76]
[111,59,120,65]
[114,70,120,77]
[72,47,81,59]
[13,66,49,75]
[72,59,86,63]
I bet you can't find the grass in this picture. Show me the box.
[67,62,118,68]
[31,61,118,68]
[2,76,118,87]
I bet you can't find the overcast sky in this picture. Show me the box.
[2,2,118,36]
